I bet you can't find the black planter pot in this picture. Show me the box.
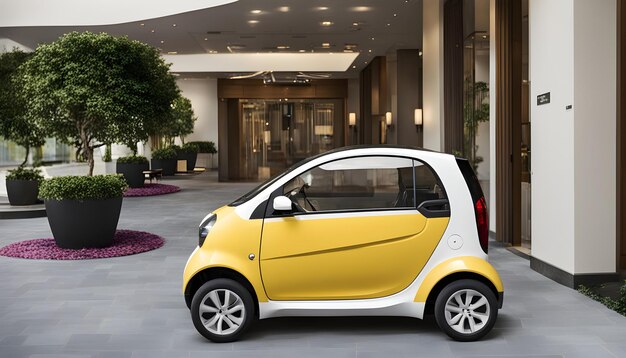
[45,197,123,249]
[116,162,149,188]
[6,179,40,206]
[151,159,176,176]
[178,152,198,172]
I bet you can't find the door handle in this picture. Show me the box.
[417,199,450,218]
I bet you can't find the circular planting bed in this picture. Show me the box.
[124,183,180,197]
[0,230,164,260]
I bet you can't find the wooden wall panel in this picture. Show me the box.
[617,0,626,270]
[495,0,522,246]
[443,0,465,154]
[359,56,387,144]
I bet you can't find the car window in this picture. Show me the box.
[282,156,444,213]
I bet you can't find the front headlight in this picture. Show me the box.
[198,213,216,247]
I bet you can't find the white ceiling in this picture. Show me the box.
[0,0,423,79]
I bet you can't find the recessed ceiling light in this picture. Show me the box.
[393,13,398,17]
[352,65,356,69]
[167,51,178,55]
[321,21,333,26]
[350,6,371,12]
[151,29,155,33]
[371,37,375,40]
[248,20,259,24]
[352,22,359,26]
[368,49,372,53]
[172,24,177,27]
[322,42,330,48]
[482,35,488,39]
[204,37,208,41]
[251,9,262,14]
[387,23,391,26]
[140,23,145,26]
[278,6,289,12]
[317,6,329,11]
[160,40,165,44]
[208,50,218,54]
[299,49,306,53]
[277,45,290,49]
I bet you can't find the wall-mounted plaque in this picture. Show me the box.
[537,92,550,106]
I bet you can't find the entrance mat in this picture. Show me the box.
[0,230,164,260]
[124,183,180,197]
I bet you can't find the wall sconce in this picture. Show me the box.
[385,112,393,128]
[348,112,356,127]
[414,108,423,131]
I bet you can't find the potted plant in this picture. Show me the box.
[103,144,116,174]
[116,155,149,188]
[188,141,217,169]
[151,147,177,176]
[5,166,43,206]
[177,143,199,172]
[39,175,127,249]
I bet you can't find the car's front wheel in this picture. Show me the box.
[434,279,498,341]
[191,279,255,343]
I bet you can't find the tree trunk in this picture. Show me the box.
[79,125,94,176]
[21,146,30,167]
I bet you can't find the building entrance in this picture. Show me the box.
[240,99,339,180]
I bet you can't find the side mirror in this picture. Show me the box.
[273,196,293,212]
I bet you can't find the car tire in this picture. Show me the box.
[191,278,255,343]
[434,279,498,342]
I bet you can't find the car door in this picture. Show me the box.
[259,156,450,301]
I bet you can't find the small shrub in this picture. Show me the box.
[39,175,128,201]
[578,281,626,317]
[103,145,112,162]
[187,141,217,154]
[152,147,177,160]
[179,143,199,154]
[117,155,149,165]
[6,166,44,181]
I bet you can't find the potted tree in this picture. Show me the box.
[116,155,149,188]
[5,166,43,206]
[39,175,127,249]
[0,50,46,167]
[17,31,179,176]
[151,147,177,176]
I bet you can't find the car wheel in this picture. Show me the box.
[191,278,255,343]
[434,279,498,342]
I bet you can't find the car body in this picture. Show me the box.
[183,145,503,342]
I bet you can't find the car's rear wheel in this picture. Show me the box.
[434,279,498,341]
[191,278,255,343]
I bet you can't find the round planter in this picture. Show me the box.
[178,152,198,171]
[6,179,40,206]
[45,197,123,249]
[151,159,176,176]
[116,162,149,188]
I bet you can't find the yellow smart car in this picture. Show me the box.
[183,146,503,342]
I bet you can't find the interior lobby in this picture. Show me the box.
[1,0,626,356]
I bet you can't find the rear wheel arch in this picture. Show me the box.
[423,272,500,315]
[185,267,259,316]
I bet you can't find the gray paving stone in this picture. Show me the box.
[0,171,624,358]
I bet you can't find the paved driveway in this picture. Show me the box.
[1,172,625,358]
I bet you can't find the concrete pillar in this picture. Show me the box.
[422,0,445,151]
[530,0,617,285]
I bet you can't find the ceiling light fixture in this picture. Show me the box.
[322,42,330,48]
[140,23,145,26]
[317,6,329,11]
[278,6,289,12]
[277,45,290,49]
[393,13,398,17]
[248,20,259,24]
[350,6,372,12]
[167,51,178,55]
[251,9,262,14]
[160,40,165,44]
[371,37,375,40]
[204,37,208,41]
[299,49,306,53]
[172,23,177,27]
[151,29,155,33]
[352,22,359,26]
[321,21,333,26]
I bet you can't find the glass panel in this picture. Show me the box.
[240,99,338,181]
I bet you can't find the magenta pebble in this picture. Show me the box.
[0,230,165,260]
[123,184,181,197]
